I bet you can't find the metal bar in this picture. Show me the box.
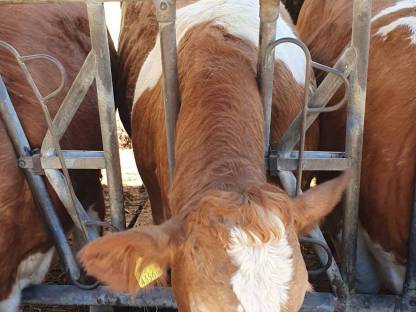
[87,2,125,230]
[22,285,177,308]
[275,47,356,153]
[19,151,105,170]
[45,170,100,241]
[308,227,349,300]
[154,0,180,186]
[400,181,416,308]
[269,151,350,172]
[21,285,400,311]
[41,50,96,149]
[258,0,280,157]
[341,0,372,292]
[0,76,81,282]
[262,37,314,194]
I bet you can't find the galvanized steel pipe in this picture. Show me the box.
[87,3,126,230]
[258,0,280,157]
[154,0,179,186]
[341,0,373,293]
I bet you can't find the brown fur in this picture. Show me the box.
[298,0,416,264]
[0,4,113,303]
[80,2,348,311]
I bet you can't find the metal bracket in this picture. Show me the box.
[18,149,45,175]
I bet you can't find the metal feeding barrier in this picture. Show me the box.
[0,0,415,311]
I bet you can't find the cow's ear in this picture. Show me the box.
[292,171,349,234]
[78,217,184,295]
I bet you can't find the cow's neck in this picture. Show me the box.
[169,24,266,215]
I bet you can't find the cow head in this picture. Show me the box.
[78,172,348,311]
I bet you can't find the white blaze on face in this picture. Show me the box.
[133,0,306,104]
[227,217,293,312]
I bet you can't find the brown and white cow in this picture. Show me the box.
[79,1,348,311]
[298,0,416,294]
[0,4,111,311]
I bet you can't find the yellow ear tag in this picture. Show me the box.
[134,257,163,288]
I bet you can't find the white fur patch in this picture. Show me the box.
[133,0,306,104]
[362,230,405,294]
[227,217,293,312]
[372,0,416,22]
[375,16,416,44]
[0,248,54,312]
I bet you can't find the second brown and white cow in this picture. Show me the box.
[80,1,348,310]
[298,0,416,294]
[0,4,113,311]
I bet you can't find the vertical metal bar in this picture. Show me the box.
[401,183,416,308]
[341,0,372,291]
[87,3,125,230]
[154,0,179,186]
[258,0,280,157]
[0,76,81,282]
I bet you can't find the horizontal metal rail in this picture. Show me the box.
[269,151,350,172]
[19,151,106,170]
[21,285,400,311]
[22,285,177,308]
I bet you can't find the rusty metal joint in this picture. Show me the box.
[153,0,176,23]
[259,0,280,22]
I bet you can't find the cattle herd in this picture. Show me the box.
[0,0,415,311]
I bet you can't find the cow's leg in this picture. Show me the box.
[138,168,165,225]
[361,228,405,294]
[0,284,20,312]
[0,248,54,312]
[354,224,382,293]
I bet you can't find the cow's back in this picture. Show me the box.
[298,0,416,291]
[0,4,105,307]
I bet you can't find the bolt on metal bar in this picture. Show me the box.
[258,0,280,157]
[0,76,82,283]
[341,0,373,293]
[154,0,180,187]
[87,2,126,230]
[19,151,106,170]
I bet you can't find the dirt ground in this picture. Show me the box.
[21,117,329,311]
